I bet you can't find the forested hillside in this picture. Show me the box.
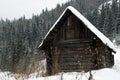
[0,0,119,73]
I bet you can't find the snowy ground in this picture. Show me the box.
[0,46,120,80]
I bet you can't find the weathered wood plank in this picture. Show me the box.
[42,12,114,75]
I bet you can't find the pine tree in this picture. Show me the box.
[98,5,106,33]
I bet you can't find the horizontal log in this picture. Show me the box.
[59,64,94,71]
[58,62,94,66]
[58,58,92,63]
[59,39,92,43]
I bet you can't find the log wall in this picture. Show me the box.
[44,13,114,75]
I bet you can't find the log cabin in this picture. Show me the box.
[38,6,116,75]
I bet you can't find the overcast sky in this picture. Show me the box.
[0,0,69,20]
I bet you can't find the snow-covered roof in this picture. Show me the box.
[39,6,116,52]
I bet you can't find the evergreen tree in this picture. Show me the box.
[98,5,105,33]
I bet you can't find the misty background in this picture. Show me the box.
[0,0,69,20]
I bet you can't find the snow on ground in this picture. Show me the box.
[0,46,120,80]
[0,72,15,80]
[28,68,120,80]
[113,46,120,71]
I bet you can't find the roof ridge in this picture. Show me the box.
[39,6,116,53]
